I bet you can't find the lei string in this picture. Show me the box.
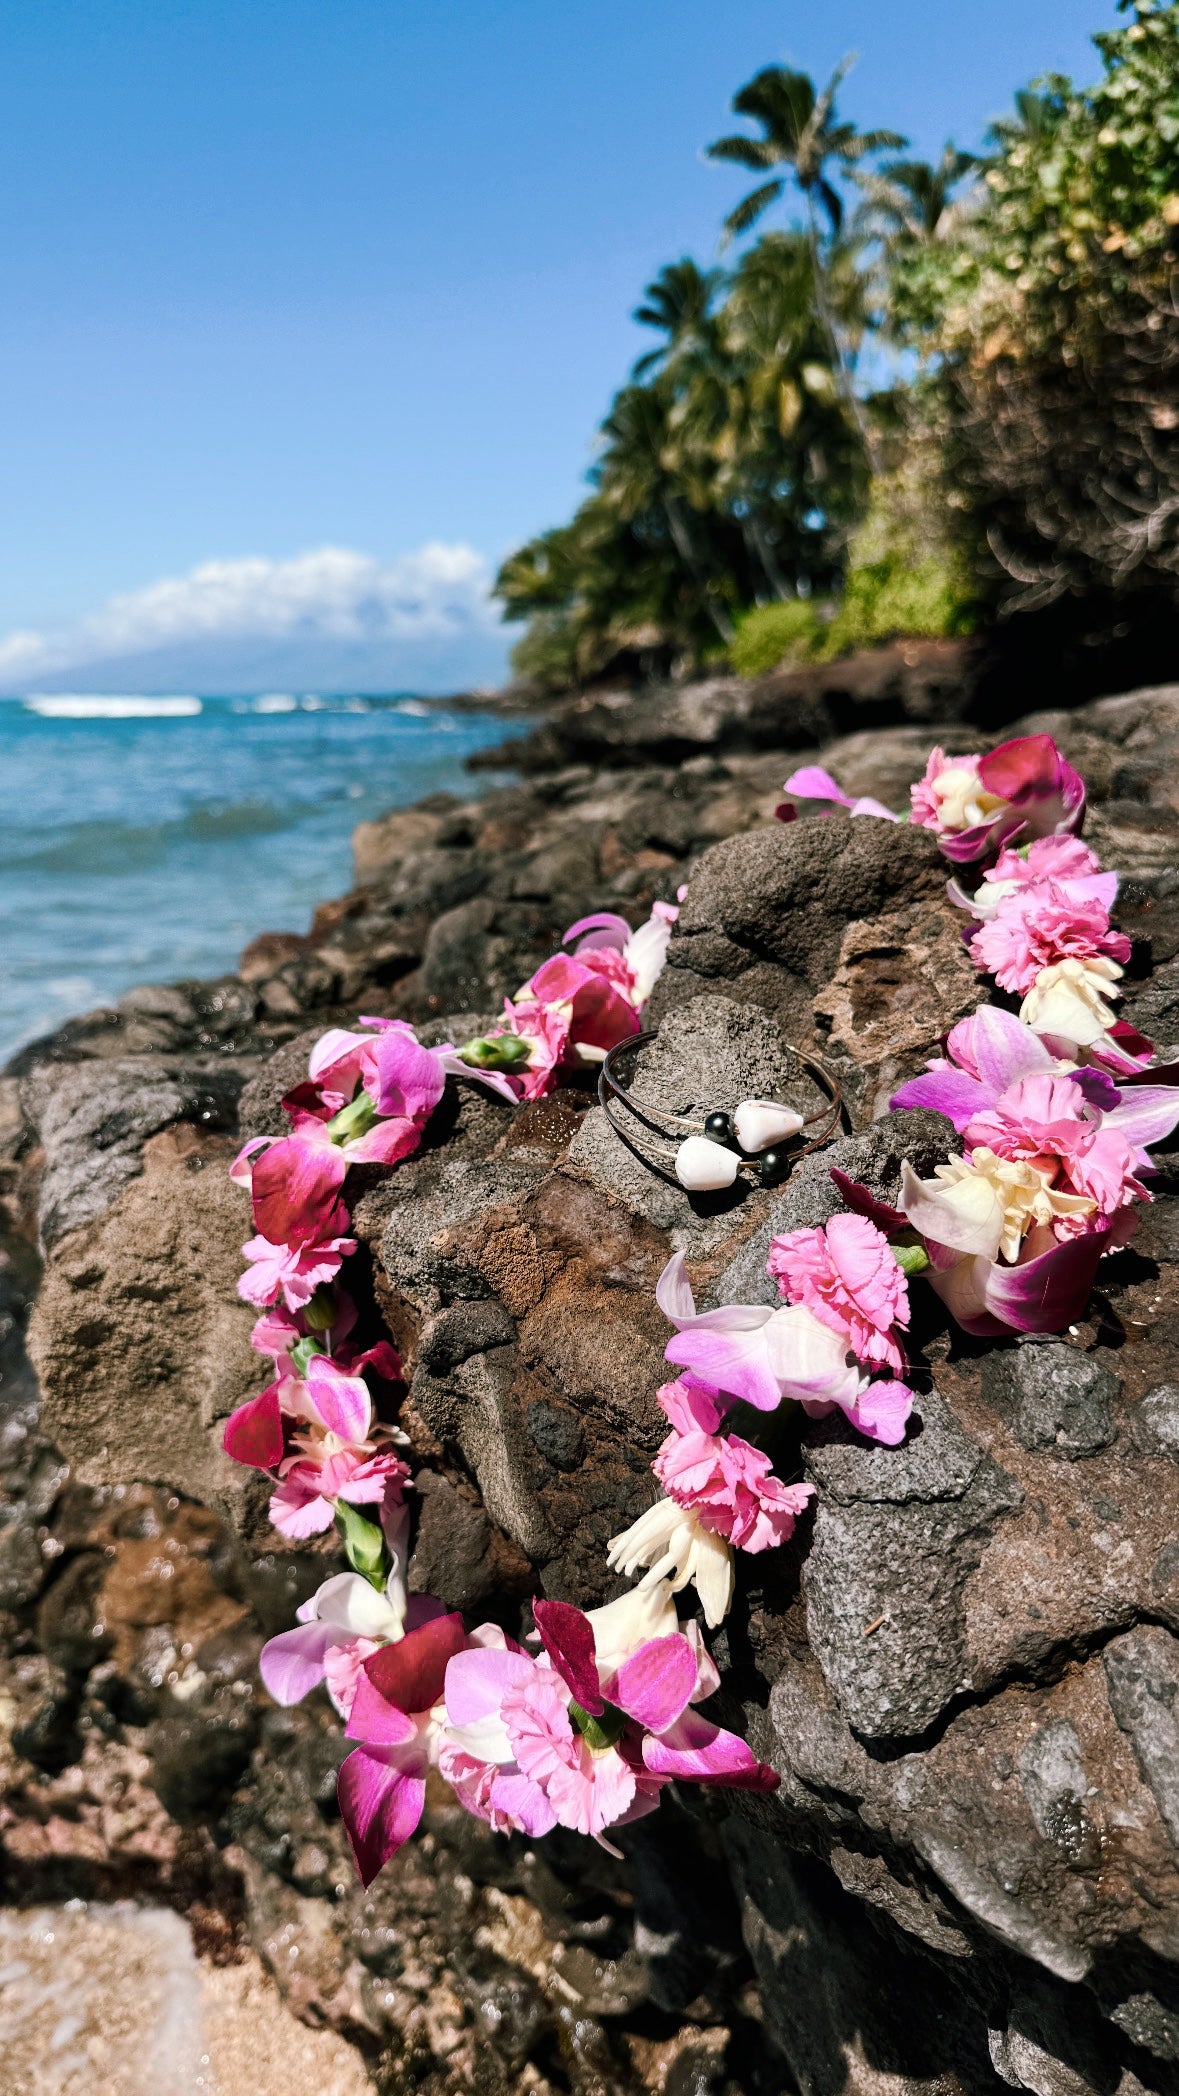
[782,730,1179,1337]
[223,910,781,1886]
[220,733,1179,1888]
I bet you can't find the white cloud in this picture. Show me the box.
[0,543,499,685]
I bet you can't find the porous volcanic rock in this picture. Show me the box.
[9,668,1179,2093]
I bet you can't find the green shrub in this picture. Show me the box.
[729,599,825,676]
[508,612,585,692]
[820,552,978,657]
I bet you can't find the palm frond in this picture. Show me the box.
[721,179,785,243]
[816,175,844,234]
[706,133,777,170]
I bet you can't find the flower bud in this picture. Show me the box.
[303,1286,338,1332]
[334,1499,389,1589]
[892,1243,930,1277]
[458,1032,532,1069]
[291,1334,328,1375]
[324,1090,378,1145]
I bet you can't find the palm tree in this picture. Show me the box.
[854,144,978,249]
[632,258,725,377]
[716,233,866,597]
[991,87,1061,151]
[596,382,737,642]
[706,60,903,459]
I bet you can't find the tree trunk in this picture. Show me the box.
[664,496,736,643]
[746,509,793,600]
[804,195,879,478]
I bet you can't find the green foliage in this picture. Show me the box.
[823,553,977,655]
[495,233,867,687]
[900,1,1179,604]
[730,600,824,675]
[894,3,1179,351]
[496,10,1179,691]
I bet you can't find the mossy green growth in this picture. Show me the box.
[819,551,977,659]
[729,599,825,677]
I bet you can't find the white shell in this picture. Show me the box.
[675,1135,740,1191]
[733,1099,805,1153]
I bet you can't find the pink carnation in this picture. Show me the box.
[963,1071,1148,1234]
[967,880,1131,995]
[991,835,1105,888]
[502,1667,640,1840]
[767,1213,909,1373]
[270,1444,410,1538]
[653,1378,815,1552]
[238,1230,356,1310]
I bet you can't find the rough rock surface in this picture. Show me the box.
[9,664,1179,2092]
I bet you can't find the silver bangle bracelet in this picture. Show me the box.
[598,1029,843,1191]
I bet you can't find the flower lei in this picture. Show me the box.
[221,734,1179,1887]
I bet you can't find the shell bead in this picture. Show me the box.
[675,1135,740,1191]
[733,1100,805,1153]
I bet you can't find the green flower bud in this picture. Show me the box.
[303,1286,338,1332]
[458,1033,532,1070]
[334,1499,389,1588]
[893,1242,931,1278]
[324,1090,378,1145]
[568,1699,627,1751]
[290,1335,328,1375]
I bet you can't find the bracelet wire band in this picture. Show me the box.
[598,1028,843,1188]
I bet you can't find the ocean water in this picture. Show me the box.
[0,692,516,1064]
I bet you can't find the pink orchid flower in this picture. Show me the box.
[336,1611,470,1882]
[518,952,642,1055]
[495,998,572,1100]
[890,1005,1179,1161]
[836,1152,1119,1341]
[269,1439,409,1539]
[438,1585,777,1857]
[222,1351,409,1535]
[652,1376,815,1552]
[230,1133,350,1245]
[261,1567,409,1719]
[249,1298,401,1388]
[563,901,679,1009]
[921,1225,1115,1340]
[778,766,900,823]
[910,735,1085,863]
[488,953,641,1101]
[656,1253,914,1446]
[767,1213,910,1374]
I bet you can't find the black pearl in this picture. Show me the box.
[758,1148,790,1187]
[703,1110,733,1147]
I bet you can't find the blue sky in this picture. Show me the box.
[0,0,1120,692]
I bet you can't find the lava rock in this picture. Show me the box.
[1134,1383,1179,1460]
[526,1398,586,1471]
[1104,1626,1179,1849]
[801,1393,1023,1741]
[982,1342,1119,1460]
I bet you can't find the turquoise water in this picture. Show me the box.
[0,693,515,1063]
